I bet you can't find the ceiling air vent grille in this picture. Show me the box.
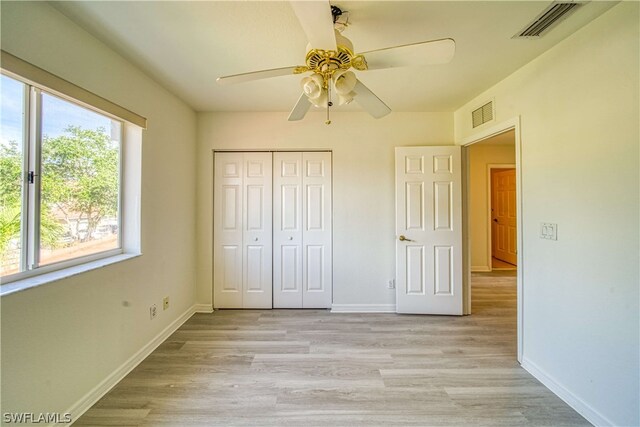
[514,2,582,38]
[472,101,493,128]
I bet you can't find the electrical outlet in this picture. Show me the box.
[150,304,157,320]
[163,296,170,311]
[388,279,396,289]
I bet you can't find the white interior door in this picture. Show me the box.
[214,152,272,309]
[302,152,332,308]
[395,146,462,315]
[242,153,273,308]
[273,152,303,308]
[273,151,332,309]
[492,168,517,266]
[213,152,244,308]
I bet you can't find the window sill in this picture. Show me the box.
[0,253,141,297]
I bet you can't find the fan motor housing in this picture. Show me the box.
[306,47,352,72]
[294,32,367,81]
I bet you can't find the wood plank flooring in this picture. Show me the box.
[75,272,589,426]
[491,257,517,270]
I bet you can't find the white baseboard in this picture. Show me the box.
[63,305,197,425]
[522,357,614,427]
[331,304,396,313]
[194,303,213,313]
[471,265,491,272]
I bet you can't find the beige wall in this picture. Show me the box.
[0,1,197,418]
[456,3,639,425]
[1,2,637,426]
[468,142,515,271]
[196,112,453,308]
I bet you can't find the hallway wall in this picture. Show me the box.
[468,140,516,271]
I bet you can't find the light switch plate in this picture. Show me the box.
[540,223,558,240]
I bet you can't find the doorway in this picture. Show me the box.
[461,118,523,362]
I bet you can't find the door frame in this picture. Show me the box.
[487,164,516,270]
[460,117,523,363]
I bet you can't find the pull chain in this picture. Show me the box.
[325,80,332,125]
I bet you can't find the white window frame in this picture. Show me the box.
[0,50,145,293]
[1,71,126,285]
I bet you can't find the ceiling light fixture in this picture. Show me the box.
[216,2,456,124]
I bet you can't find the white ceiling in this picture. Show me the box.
[51,1,616,113]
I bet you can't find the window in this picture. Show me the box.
[1,73,123,281]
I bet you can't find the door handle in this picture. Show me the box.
[493,218,498,223]
[399,235,414,242]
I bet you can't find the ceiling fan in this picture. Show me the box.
[216,1,455,124]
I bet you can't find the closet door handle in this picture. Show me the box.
[288,236,293,241]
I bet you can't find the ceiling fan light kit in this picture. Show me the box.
[216,2,455,124]
[332,69,357,105]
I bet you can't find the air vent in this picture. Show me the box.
[514,1,582,38]
[472,101,494,128]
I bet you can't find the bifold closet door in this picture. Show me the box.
[213,152,272,309]
[273,153,303,308]
[273,152,332,308]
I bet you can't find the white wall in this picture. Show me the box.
[2,1,636,425]
[196,112,453,308]
[468,143,515,271]
[0,1,197,419]
[455,3,639,425]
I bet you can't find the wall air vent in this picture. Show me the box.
[472,101,494,128]
[514,1,582,38]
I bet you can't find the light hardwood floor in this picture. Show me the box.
[491,257,517,270]
[75,272,588,426]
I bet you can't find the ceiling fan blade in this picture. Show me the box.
[288,93,312,121]
[353,80,391,119]
[217,66,299,85]
[360,38,455,71]
[290,1,337,50]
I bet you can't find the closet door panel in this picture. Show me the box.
[214,153,244,308]
[273,152,303,308]
[216,151,331,310]
[302,152,332,308]
[242,152,273,308]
